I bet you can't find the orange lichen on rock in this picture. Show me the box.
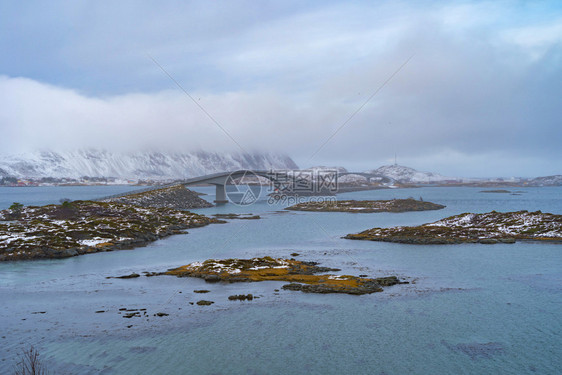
[165,257,405,295]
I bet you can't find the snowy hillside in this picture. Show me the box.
[0,150,299,179]
[366,165,457,184]
[526,175,562,186]
[301,166,348,174]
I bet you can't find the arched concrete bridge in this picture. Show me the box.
[177,170,385,203]
[98,169,385,204]
[177,169,277,203]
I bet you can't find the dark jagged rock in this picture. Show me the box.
[281,281,382,294]
[123,312,141,318]
[143,272,160,277]
[110,273,140,279]
[228,294,254,301]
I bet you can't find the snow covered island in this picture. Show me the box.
[0,201,221,261]
[345,211,562,244]
[162,257,406,295]
[102,185,212,209]
[286,198,445,213]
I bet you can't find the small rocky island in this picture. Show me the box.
[345,210,562,244]
[286,198,445,213]
[212,213,261,220]
[0,201,220,261]
[162,257,405,295]
[480,189,511,194]
[102,185,212,209]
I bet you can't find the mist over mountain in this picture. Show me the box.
[0,149,298,180]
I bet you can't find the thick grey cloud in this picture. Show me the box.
[0,1,561,177]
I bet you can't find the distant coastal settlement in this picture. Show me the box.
[0,176,166,187]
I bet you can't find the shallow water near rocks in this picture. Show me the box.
[0,186,561,374]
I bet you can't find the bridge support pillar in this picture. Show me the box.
[214,184,228,204]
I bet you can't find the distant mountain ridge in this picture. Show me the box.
[526,175,562,186]
[365,164,456,184]
[0,150,299,180]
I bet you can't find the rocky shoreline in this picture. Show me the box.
[345,210,562,244]
[286,198,445,213]
[102,185,212,209]
[0,201,221,261]
[159,257,406,295]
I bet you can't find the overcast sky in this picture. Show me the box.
[1,0,561,177]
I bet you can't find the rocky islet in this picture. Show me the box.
[345,210,562,244]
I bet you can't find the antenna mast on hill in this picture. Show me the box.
[394,153,397,165]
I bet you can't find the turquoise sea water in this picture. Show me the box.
[0,186,561,374]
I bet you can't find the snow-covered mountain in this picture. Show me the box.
[301,166,348,174]
[0,150,299,179]
[365,165,457,184]
[526,175,562,186]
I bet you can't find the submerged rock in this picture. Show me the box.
[196,300,214,306]
[110,273,141,279]
[123,312,141,318]
[228,294,254,301]
[480,189,511,193]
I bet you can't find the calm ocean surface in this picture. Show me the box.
[0,186,561,374]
